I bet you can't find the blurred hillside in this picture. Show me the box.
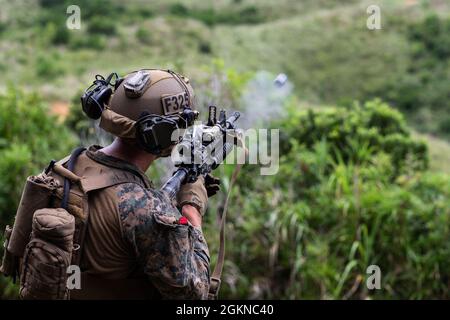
[0,1,448,127]
[0,0,449,167]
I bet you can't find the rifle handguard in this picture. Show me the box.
[161,168,188,200]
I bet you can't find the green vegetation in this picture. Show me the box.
[387,14,450,136]
[0,88,77,298]
[0,88,76,225]
[87,16,117,36]
[1,0,448,138]
[206,100,449,299]
[279,100,428,177]
[0,0,449,299]
[169,3,264,26]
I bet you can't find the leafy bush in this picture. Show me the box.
[169,3,189,16]
[0,87,77,228]
[169,4,263,26]
[40,21,70,45]
[0,87,77,298]
[409,15,450,61]
[198,40,212,54]
[0,22,6,35]
[205,100,449,299]
[35,53,65,78]
[88,16,117,35]
[135,26,153,45]
[39,0,65,8]
[383,14,450,136]
[237,6,262,24]
[439,118,450,134]
[279,100,428,177]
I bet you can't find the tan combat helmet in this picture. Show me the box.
[99,69,198,155]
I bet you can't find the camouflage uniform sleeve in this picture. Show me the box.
[116,183,210,299]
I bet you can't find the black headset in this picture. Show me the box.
[135,108,198,155]
[80,73,121,120]
[81,71,198,155]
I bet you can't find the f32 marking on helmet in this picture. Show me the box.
[162,92,190,115]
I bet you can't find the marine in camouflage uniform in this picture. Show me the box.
[67,145,210,300]
[0,69,214,300]
[72,69,213,299]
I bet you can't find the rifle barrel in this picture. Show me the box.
[226,112,240,128]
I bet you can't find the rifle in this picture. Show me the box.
[161,106,243,300]
[161,106,241,200]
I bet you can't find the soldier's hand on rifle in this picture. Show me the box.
[204,173,220,197]
[177,176,208,227]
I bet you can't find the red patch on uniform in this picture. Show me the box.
[179,216,188,225]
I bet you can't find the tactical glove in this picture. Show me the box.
[204,173,221,197]
[177,176,208,216]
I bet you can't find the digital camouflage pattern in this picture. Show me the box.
[116,183,210,299]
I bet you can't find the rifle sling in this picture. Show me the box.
[208,161,244,300]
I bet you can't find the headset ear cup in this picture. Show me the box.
[135,115,179,155]
[81,93,101,120]
[81,73,119,120]
[135,116,159,155]
[81,86,112,120]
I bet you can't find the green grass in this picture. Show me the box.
[413,131,450,173]
[0,0,447,96]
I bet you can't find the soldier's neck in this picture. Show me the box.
[100,138,156,172]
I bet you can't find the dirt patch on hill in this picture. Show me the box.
[50,101,70,122]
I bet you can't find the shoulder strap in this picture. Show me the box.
[52,149,149,194]
[84,148,152,190]
[61,147,86,209]
[50,147,149,268]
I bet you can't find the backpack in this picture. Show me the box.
[0,147,151,299]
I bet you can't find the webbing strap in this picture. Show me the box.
[61,147,86,210]
[208,161,245,300]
